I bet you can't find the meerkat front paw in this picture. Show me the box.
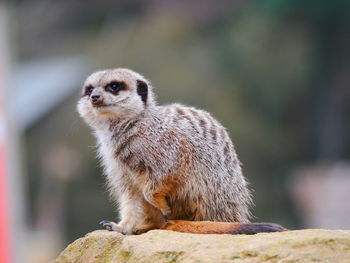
[100,219,159,235]
[99,220,134,235]
[100,220,138,235]
[99,220,122,232]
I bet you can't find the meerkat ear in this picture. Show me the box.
[136,80,148,105]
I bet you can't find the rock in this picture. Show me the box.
[52,229,350,263]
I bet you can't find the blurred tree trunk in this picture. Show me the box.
[310,6,350,161]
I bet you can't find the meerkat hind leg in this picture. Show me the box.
[132,224,159,235]
[145,191,171,220]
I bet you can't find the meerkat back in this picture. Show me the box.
[152,103,253,223]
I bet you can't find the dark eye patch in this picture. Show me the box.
[84,85,94,96]
[105,81,126,94]
[136,80,148,105]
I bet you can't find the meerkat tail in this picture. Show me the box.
[161,220,287,235]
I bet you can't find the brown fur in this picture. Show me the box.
[162,220,288,235]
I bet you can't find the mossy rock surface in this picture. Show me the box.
[52,229,350,263]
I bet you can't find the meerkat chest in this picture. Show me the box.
[95,128,144,193]
[95,129,123,180]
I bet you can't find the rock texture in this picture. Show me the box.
[52,229,350,263]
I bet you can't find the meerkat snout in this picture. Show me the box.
[91,94,104,105]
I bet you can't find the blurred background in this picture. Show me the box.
[0,0,350,262]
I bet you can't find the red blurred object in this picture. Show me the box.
[0,146,10,263]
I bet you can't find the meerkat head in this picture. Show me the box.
[77,68,155,128]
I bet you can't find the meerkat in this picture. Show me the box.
[77,68,286,235]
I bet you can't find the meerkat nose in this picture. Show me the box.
[91,95,104,105]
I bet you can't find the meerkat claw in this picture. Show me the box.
[99,220,119,231]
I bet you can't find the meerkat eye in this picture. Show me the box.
[105,81,125,94]
[84,85,94,96]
